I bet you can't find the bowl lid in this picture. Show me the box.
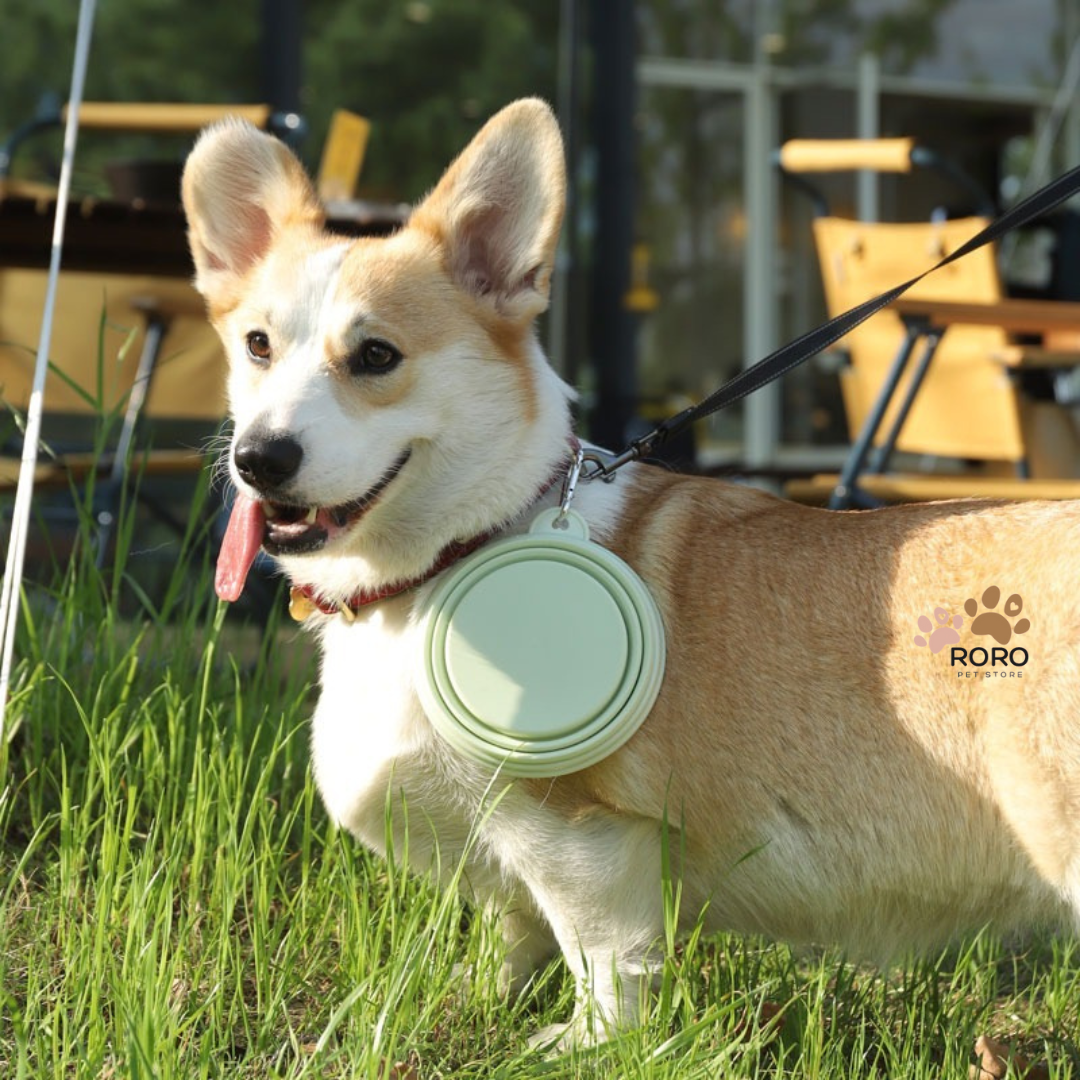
[417,509,665,776]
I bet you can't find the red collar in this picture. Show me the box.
[288,529,500,622]
[287,447,575,622]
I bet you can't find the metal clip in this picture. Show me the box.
[579,444,641,481]
[555,444,586,527]
[553,441,642,529]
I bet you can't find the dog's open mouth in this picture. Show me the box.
[262,449,409,556]
[215,449,411,602]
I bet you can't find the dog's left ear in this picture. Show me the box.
[411,98,566,323]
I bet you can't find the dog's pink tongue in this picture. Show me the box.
[216,494,265,602]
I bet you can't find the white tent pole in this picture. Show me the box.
[0,0,99,740]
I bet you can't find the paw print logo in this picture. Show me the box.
[964,586,1030,645]
[914,607,963,654]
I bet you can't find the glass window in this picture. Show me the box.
[635,86,747,452]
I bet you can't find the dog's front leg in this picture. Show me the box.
[487,890,560,997]
[491,801,666,1048]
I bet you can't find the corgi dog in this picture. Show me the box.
[182,99,1080,1047]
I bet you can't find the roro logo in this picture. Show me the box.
[913,585,1030,679]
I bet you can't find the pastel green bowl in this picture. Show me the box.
[417,510,666,777]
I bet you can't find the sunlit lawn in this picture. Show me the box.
[1,471,1078,1079]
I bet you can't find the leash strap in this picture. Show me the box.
[591,160,1080,476]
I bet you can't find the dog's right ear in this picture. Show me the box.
[182,120,323,303]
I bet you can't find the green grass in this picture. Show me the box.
[1,467,1079,1078]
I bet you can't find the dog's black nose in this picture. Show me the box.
[233,433,303,491]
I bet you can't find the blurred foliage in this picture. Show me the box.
[636,0,960,69]
[0,0,558,202]
[305,0,559,199]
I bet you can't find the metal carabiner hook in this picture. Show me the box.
[554,444,586,527]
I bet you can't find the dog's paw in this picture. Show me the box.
[913,606,963,653]
[527,1008,619,1055]
[964,586,1030,646]
[527,1021,575,1055]
[527,1020,606,1056]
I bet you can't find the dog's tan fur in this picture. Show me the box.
[183,99,1080,1046]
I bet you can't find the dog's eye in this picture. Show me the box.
[350,338,402,375]
[246,331,272,365]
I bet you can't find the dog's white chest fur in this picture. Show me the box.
[308,474,627,844]
[310,602,433,837]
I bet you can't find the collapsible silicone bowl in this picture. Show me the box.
[416,509,666,777]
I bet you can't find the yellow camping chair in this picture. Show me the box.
[777,138,1080,508]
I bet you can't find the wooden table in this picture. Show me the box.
[0,187,406,276]
[892,296,1080,336]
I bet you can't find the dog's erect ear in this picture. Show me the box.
[181,120,323,300]
[411,98,566,322]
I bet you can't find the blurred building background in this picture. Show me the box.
[2,0,1079,476]
[631,0,1080,475]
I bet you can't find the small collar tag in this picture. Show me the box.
[416,508,666,777]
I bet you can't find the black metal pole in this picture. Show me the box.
[261,0,302,133]
[587,0,637,450]
[550,0,584,384]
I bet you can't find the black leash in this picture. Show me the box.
[583,160,1080,479]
